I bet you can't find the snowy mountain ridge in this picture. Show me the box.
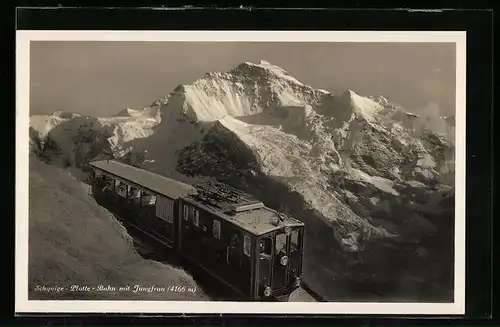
[29,104,161,171]
[29,60,456,301]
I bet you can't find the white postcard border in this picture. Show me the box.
[16,30,466,315]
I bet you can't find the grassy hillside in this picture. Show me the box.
[28,156,207,301]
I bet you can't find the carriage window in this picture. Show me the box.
[213,220,221,239]
[116,181,128,197]
[291,230,300,250]
[243,235,251,257]
[141,192,150,205]
[275,233,287,255]
[259,237,272,259]
[230,234,240,248]
[183,205,189,220]
[129,186,140,199]
[130,188,141,205]
[102,178,114,192]
[193,208,200,227]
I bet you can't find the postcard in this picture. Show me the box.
[16,30,466,315]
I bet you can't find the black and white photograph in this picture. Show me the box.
[16,31,466,314]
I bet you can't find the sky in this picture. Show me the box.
[30,41,456,117]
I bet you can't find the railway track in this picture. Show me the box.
[298,281,328,302]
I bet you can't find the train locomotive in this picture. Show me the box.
[88,160,305,301]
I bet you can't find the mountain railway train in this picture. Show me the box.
[88,160,305,301]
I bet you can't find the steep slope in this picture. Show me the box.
[28,156,207,301]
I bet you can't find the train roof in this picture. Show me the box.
[89,160,304,236]
[89,160,195,199]
[182,182,304,236]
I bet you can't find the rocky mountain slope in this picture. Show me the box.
[29,60,455,301]
[30,103,162,178]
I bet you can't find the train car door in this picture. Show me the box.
[114,180,129,214]
[224,228,253,295]
[272,231,289,290]
[155,195,176,242]
[241,233,253,294]
[227,232,242,269]
[180,201,196,255]
[289,227,303,279]
[258,236,273,294]
[218,223,234,275]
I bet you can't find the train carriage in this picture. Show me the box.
[89,160,194,248]
[88,160,305,301]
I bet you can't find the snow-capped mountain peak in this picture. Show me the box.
[149,95,170,108]
[163,60,323,123]
[341,89,385,121]
[230,59,301,83]
[115,108,143,117]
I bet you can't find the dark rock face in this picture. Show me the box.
[177,121,261,181]
[38,117,114,171]
[175,115,455,302]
